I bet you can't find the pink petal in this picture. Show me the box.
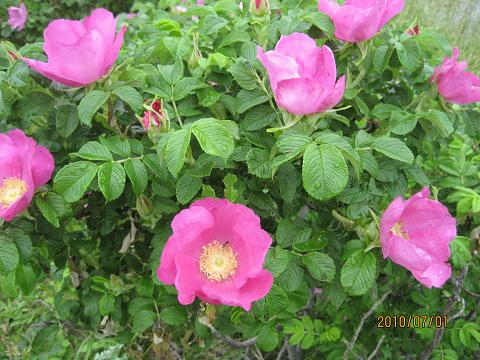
[411,262,451,288]
[275,33,318,78]
[332,5,380,42]
[104,25,126,72]
[387,234,432,273]
[174,254,206,305]
[43,20,87,58]
[157,237,178,285]
[82,8,116,46]
[318,0,341,17]
[257,47,299,91]
[31,146,55,188]
[378,0,405,28]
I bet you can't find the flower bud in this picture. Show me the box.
[142,100,164,131]
[250,0,270,16]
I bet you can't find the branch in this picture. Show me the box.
[421,266,469,360]
[367,335,385,360]
[275,337,289,360]
[199,317,257,349]
[343,291,391,360]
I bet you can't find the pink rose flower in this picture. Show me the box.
[8,2,27,31]
[257,32,345,115]
[0,129,54,222]
[143,100,164,130]
[23,8,126,88]
[431,48,480,105]
[156,198,273,311]
[318,0,405,43]
[380,187,456,288]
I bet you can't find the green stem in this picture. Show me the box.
[115,155,144,164]
[170,92,183,127]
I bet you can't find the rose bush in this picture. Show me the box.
[0,0,480,358]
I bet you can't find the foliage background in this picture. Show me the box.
[0,0,479,359]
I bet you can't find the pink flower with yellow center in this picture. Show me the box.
[380,187,457,288]
[156,198,273,311]
[0,129,55,222]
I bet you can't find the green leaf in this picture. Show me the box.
[124,159,148,196]
[277,163,299,203]
[54,162,99,202]
[192,118,234,159]
[173,77,200,101]
[176,174,202,204]
[77,141,113,161]
[112,86,143,112]
[340,250,376,296]
[56,105,79,138]
[0,233,19,274]
[246,148,273,179]
[257,325,279,352]
[35,192,70,228]
[201,15,228,35]
[243,105,277,131]
[390,110,417,135]
[373,45,393,74]
[302,143,348,201]
[132,310,156,333]
[78,90,109,126]
[99,294,115,316]
[223,173,238,202]
[98,162,126,201]
[164,129,192,177]
[18,92,54,121]
[100,136,131,157]
[302,252,335,283]
[372,137,414,164]
[421,110,454,137]
[228,59,258,90]
[266,284,289,314]
[395,39,421,71]
[160,306,187,326]
[158,59,184,85]
[236,89,269,114]
[303,12,334,36]
[6,228,32,262]
[450,236,472,269]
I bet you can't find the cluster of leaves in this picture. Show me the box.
[0,0,479,358]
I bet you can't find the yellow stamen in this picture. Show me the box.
[391,222,409,240]
[199,241,238,281]
[0,177,28,208]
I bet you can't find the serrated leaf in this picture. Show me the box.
[228,59,257,90]
[372,137,414,164]
[246,148,273,179]
[100,136,131,157]
[257,325,279,352]
[77,141,113,161]
[236,89,269,113]
[160,306,187,326]
[133,310,156,333]
[56,105,79,138]
[78,90,109,126]
[0,234,19,274]
[124,159,148,196]
[340,250,376,296]
[302,143,348,201]
[390,110,417,135]
[164,129,192,177]
[302,252,335,283]
[243,105,277,131]
[112,86,143,112]
[54,161,99,202]
[395,39,420,71]
[176,174,202,204]
[35,192,69,228]
[98,162,126,201]
[192,118,234,159]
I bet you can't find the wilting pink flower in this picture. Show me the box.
[380,188,456,288]
[157,198,273,311]
[0,129,54,222]
[257,32,345,115]
[431,48,480,105]
[318,0,405,43]
[23,8,126,87]
[143,100,164,130]
[8,2,28,31]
